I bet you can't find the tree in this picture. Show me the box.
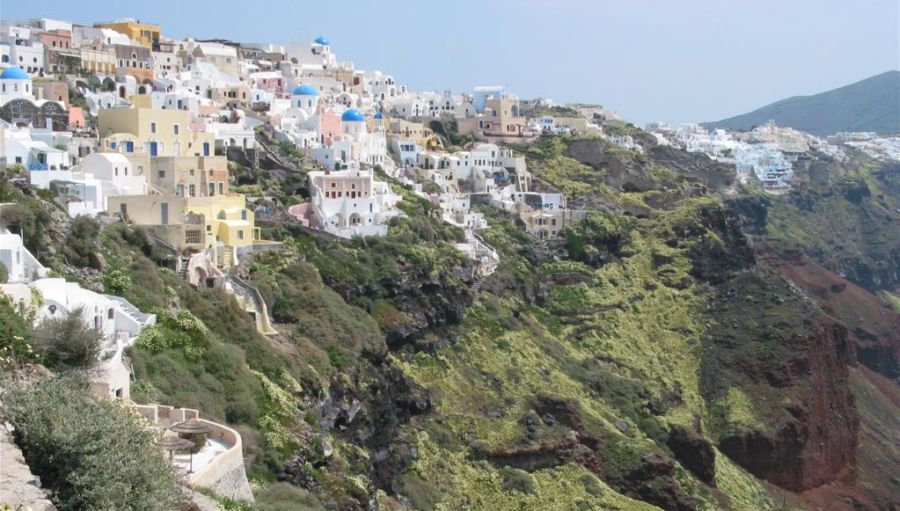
[33,307,103,370]
[0,377,185,511]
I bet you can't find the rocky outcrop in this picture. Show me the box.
[666,425,716,486]
[562,139,735,196]
[716,319,858,491]
[310,360,431,494]
[687,204,757,284]
[0,424,57,511]
[769,253,900,378]
[474,397,698,511]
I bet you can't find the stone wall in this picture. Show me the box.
[190,419,254,502]
[133,404,254,502]
[0,423,57,511]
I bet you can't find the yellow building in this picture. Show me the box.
[95,20,161,48]
[99,100,215,158]
[107,193,260,267]
[388,118,443,150]
[554,117,601,134]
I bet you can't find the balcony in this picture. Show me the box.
[27,162,49,171]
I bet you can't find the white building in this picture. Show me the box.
[0,65,33,104]
[2,123,69,170]
[28,152,148,217]
[311,108,387,168]
[0,226,48,283]
[1,275,155,400]
[304,166,403,238]
[9,41,44,75]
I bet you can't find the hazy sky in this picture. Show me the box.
[4,0,898,124]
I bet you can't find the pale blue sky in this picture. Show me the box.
[3,0,898,124]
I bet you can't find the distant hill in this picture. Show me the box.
[704,70,900,135]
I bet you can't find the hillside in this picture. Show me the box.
[704,70,900,135]
[3,132,899,510]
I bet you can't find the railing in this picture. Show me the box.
[27,162,49,171]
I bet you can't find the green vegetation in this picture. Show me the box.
[0,377,183,511]
[63,216,102,269]
[33,308,103,370]
[0,297,39,368]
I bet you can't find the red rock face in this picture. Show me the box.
[719,319,859,491]
[771,254,900,378]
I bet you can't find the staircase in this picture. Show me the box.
[176,255,189,281]
[471,274,487,302]
[228,275,277,335]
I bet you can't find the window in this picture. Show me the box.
[173,124,179,135]
[241,210,247,220]
[189,169,195,177]
[185,230,201,244]
[236,230,244,240]
[158,170,165,178]
[108,308,114,319]
[150,122,156,133]
[209,183,215,195]
[189,184,196,197]
[218,183,224,195]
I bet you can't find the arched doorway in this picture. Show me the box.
[193,266,208,287]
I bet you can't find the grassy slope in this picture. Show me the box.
[393,145,783,509]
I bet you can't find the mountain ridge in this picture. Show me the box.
[703,70,900,135]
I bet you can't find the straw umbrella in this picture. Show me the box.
[168,419,213,473]
[159,436,194,462]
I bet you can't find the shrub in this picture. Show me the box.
[579,473,605,497]
[0,199,52,258]
[0,297,39,368]
[135,309,211,361]
[0,377,184,511]
[500,466,536,494]
[33,307,103,370]
[63,216,102,268]
[102,267,133,294]
[255,483,325,511]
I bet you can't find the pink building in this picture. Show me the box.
[287,202,317,228]
[68,106,85,129]
[318,107,341,145]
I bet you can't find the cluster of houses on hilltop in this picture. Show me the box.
[643,120,900,190]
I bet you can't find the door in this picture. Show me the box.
[125,141,134,153]
[149,142,158,157]
[160,202,168,225]
[203,142,210,156]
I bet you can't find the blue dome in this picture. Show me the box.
[292,84,320,96]
[314,36,329,45]
[374,112,384,120]
[341,108,365,122]
[1,66,29,80]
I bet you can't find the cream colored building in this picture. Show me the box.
[126,154,230,197]
[99,100,215,158]
[80,45,116,75]
[108,193,259,267]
